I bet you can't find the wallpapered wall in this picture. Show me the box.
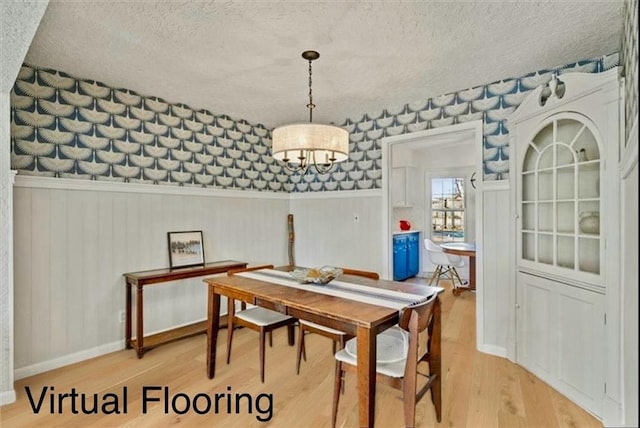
[622,0,638,141]
[10,54,619,192]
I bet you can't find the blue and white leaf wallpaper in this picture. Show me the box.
[10,53,619,192]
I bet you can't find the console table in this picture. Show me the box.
[123,260,247,358]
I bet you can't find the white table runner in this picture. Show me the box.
[235,269,443,310]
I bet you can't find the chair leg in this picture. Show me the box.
[260,327,266,383]
[337,336,346,394]
[447,266,458,292]
[428,265,440,285]
[296,324,306,375]
[287,324,296,346]
[331,361,344,428]
[226,299,235,364]
[435,265,444,287]
[432,374,442,423]
[451,266,464,286]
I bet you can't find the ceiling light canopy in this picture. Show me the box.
[272,50,349,174]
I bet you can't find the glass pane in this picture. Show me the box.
[522,202,535,230]
[556,119,583,146]
[431,177,465,242]
[538,234,553,265]
[578,211,600,236]
[579,237,599,274]
[557,202,575,233]
[572,124,600,162]
[522,232,535,261]
[538,170,553,200]
[538,146,554,170]
[578,162,600,199]
[556,166,574,199]
[523,145,538,172]
[522,173,535,201]
[556,143,575,167]
[538,202,553,233]
[557,236,575,269]
[532,123,553,153]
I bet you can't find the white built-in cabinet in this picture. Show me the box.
[392,166,416,207]
[509,69,621,420]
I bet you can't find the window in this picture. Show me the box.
[431,177,465,243]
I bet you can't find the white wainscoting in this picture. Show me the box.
[289,190,383,274]
[477,181,511,358]
[12,177,290,377]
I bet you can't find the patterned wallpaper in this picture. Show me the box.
[10,54,619,192]
[622,0,638,141]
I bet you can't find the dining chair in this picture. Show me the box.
[226,265,297,383]
[295,268,380,375]
[331,292,442,427]
[424,238,465,290]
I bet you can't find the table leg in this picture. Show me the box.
[469,256,476,290]
[135,284,144,358]
[125,281,132,349]
[357,325,376,427]
[206,286,221,379]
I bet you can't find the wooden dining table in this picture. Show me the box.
[203,266,442,427]
[440,242,476,296]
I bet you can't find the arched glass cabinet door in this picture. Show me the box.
[519,113,601,278]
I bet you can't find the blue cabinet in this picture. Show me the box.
[393,232,420,281]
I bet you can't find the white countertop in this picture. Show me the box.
[392,230,421,235]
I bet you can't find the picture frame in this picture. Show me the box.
[167,230,205,269]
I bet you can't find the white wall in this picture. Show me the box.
[12,177,289,378]
[288,190,382,273]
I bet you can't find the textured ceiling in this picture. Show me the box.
[24,1,622,129]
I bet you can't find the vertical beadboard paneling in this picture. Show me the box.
[96,192,115,345]
[480,185,512,356]
[30,188,51,363]
[49,190,68,355]
[13,188,31,368]
[110,192,128,342]
[82,190,99,348]
[12,181,290,375]
[65,190,85,353]
[289,194,382,273]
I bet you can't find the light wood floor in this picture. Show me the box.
[0,279,602,427]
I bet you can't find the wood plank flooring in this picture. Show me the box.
[0,280,602,427]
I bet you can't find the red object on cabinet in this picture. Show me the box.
[399,220,411,231]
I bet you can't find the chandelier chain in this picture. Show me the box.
[307,58,315,123]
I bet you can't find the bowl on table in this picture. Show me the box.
[290,266,343,285]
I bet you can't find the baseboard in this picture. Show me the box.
[0,389,17,406]
[477,343,508,358]
[14,340,124,381]
[13,316,216,380]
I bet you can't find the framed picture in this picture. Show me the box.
[167,230,205,269]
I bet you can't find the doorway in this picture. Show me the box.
[381,121,483,283]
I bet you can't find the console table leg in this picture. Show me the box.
[136,284,144,358]
[125,282,132,349]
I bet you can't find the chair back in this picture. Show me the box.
[398,292,442,423]
[424,239,450,265]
